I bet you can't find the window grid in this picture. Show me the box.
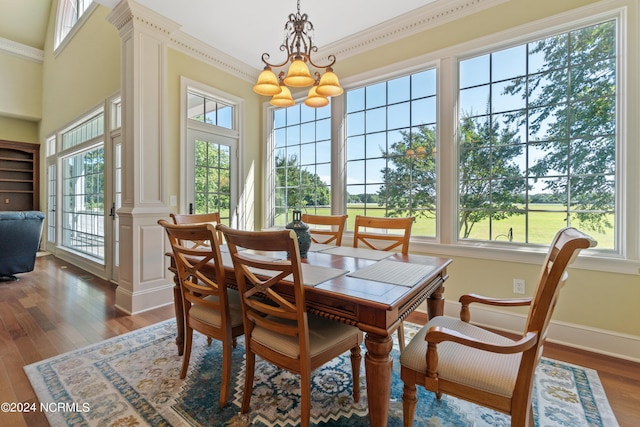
[194,140,231,224]
[61,147,105,260]
[62,113,104,151]
[345,69,437,235]
[273,102,332,227]
[187,91,233,129]
[458,20,616,248]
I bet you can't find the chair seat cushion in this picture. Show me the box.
[400,316,521,398]
[252,314,363,359]
[189,289,243,328]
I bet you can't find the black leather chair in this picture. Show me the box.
[0,211,45,280]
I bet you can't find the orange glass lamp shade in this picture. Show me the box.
[253,67,283,96]
[304,86,329,108]
[283,59,315,87]
[270,85,295,107]
[316,68,343,97]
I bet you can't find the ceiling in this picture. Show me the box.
[1,0,441,70]
[120,0,439,70]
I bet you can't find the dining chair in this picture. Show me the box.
[301,213,348,246]
[399,227,596,427]
[170,212,223,246]
[158,220,244,407]
[353,214,415,350]
[217,225,363,427]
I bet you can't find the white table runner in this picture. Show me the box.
[347,259,437,287]
[320,246,393,260]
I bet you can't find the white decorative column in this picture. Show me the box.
[108,1,178,313]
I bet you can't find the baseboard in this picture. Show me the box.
[411,301,640,363]
[114,282,174,315]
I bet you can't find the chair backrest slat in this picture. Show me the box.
[301,213,348,246]
[353,215,414,254]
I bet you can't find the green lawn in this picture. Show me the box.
[282,204,613,249]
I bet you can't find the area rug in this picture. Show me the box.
[24,319,619,427]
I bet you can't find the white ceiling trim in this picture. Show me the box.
[0,37,44,63]
[320,0,510,61]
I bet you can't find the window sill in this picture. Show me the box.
[408,239,640,276]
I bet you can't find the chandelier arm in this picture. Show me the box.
[261,53,291,69]
[307,53,336,70]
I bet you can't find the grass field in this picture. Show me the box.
[276,204,613,249]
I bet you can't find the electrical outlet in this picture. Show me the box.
[513,279,526,294]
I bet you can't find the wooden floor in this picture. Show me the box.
[1,254,638,426]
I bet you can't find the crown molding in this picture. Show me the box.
[318,0,510,62]
[0,37,44,63]
[169,31,258,84]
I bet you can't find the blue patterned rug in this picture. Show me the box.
[24,319,619,426]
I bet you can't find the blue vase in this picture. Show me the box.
[285,210,311,258]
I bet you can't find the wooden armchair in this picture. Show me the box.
[353,214,415,349]
[301,213,348,246]
[218,225,363,427]
[399,227,596,426]
[158,220,244,407]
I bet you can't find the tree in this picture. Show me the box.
[502,21,616,233]
[377,126,437,219]
[194,141,231,213]
[275,153,331,214]
[458,116,526,238]
[380,121,526,238]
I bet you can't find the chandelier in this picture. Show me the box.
[253,0,343,108]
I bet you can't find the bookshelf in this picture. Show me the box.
[0,140,40,211]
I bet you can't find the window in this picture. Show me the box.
[59,111,105,261]
[345,70,437,234]
[182,81,241,226]
[54,0,94,51]
[458,21,616,249]
[273,103,332,227]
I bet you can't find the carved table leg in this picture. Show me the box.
[364,332,393,427]
[427,284,445,319]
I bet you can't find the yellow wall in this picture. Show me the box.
[40,5,121,138]
[0,51,42,121]
[0,116,39,144]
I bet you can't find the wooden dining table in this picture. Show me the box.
[167,244,451,427]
